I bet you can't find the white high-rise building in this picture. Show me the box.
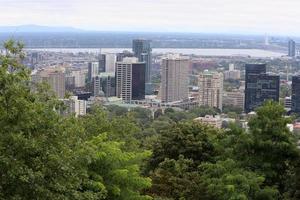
[160,55,189,103]
[88,62,99,82]
[72,70,86,88]
[224,64,240,80]
[105,53,117,73]
[198,71,223,110]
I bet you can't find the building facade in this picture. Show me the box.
[63,96,87,117]
[88,62,99,82]
[288,39,296,57]
[198,71,223,111]
[292,76,300,114]
[244,64,280,113]
[105,53,117,73]
[160,55,189,103]
[116,57,145,102]
[223,89,245,109]
[132,39,152,83]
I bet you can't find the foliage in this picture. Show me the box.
[0,40,151,200]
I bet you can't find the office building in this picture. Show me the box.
[72,70,86,88]
[117,51,134,62]
[224,64,240,80]
[194,115,222,129]
[223,89,245,109]
[31,69,66,99]
[116,57,145,102]
[285,96,292,111]
[288,39,296,57]
[244,64,280,113]
[160,55,189,103]
[105,53,117,73]
[292,76,300,114]
[132,39,152,93]
[48,71,66,99]
[198,71,223,110]
[88,62,99,82]
[92,75,102,97]
[99,72,116,97]
[63,96,86,117]
[98,54,106,73]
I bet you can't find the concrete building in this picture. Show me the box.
[160,55,189,103]
[88,62,99,82]
[223,89,245,109]
[224,64,241,80]
[99,72,116,97]
[63,96,86,117]
[116,57,145,102]
[285,96,292,111]
[194,115,222,128]
[198,71,223,111]
[92,75,102,97]
[72,70,86,88]
[31,69,66,99]
[105,53,117,73]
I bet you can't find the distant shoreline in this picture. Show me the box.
[24,48,285,58]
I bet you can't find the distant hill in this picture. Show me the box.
[0,25,84,33]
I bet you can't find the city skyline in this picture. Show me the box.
[1,0,300,36]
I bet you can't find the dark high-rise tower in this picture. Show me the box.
[292,76,300,114]
[132,39,152,94]
[98,54,106,73]
[244,64,280,113]
[288,39,296,57]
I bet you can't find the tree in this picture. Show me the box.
[200,159,279,200]
[0,40,152,200]
[245,101,299,194]
[146,122,220,199]
[148,122,219,171]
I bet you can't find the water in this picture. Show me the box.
[27,48,285,58]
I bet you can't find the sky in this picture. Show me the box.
[0,0,300,35]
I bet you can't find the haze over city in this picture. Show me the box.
[1,0,300,35]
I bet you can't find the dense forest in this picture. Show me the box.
[0,40,300,200]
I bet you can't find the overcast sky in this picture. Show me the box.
[0,0,300,35]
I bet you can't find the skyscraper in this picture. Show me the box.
[98,54,106,73]
[48,71,66,99]
[288,39,296,57]
[88,62,99,82]
[132,39,152,94]
[31,69,66,99]
[92,75,102,97]
[105,53,117,73]
[100,72,116,97]
[291,76,300,114]
[198,71,223,110]
[116,57,145,102]
[160,55,189,103]
[244,64,280,113]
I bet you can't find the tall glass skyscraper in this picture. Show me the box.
[244,64,280,113]
[132,39,152,94]
[292,76,300,114]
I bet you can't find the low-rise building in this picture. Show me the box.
[194,115,222,128]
